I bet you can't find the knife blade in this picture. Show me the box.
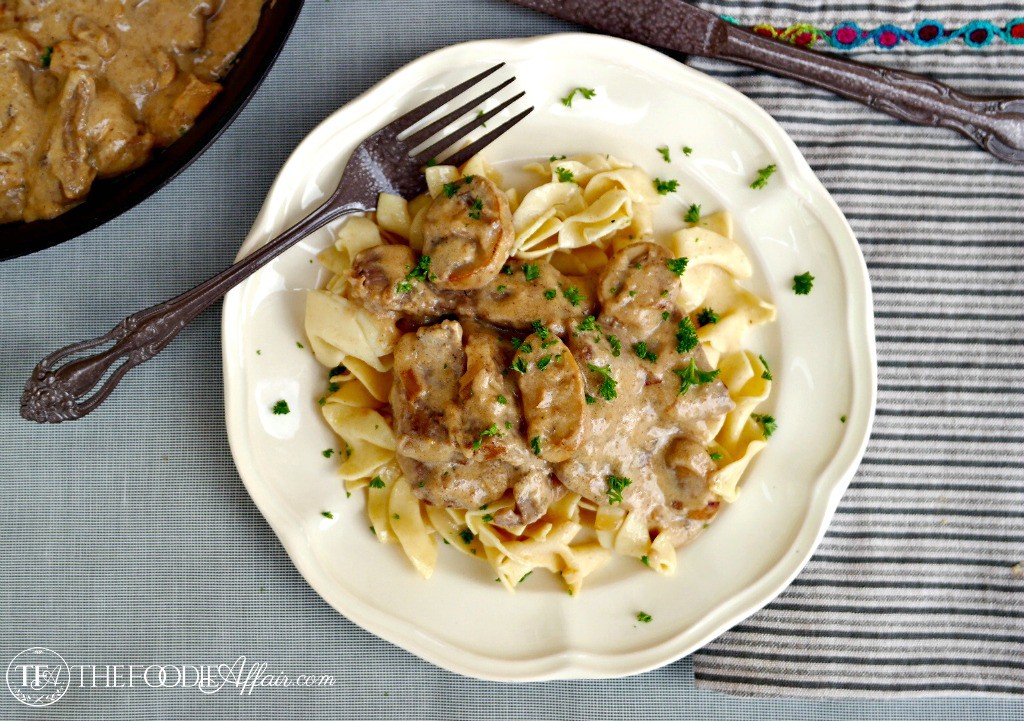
[507,0,728,57]
[507,0,1024,164]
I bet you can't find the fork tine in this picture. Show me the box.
[403,77,517,147]
[414,92,526,163]
[384,63,505,136]
[437,106,534,169]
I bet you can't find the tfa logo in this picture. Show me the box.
[6,648,70,708]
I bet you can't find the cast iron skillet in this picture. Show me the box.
[0,0,306,262]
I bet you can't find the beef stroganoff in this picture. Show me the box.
[304,154,776,593]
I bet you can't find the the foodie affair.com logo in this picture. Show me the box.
[6,647,335,708]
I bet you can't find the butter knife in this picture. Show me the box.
[509,0,1024,164]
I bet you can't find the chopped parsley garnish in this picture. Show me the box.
[555,166,575,183]
[296,341,304,349]
[535,354,553,371]
[606,334,622,357]
[675,317,699,353]
[482,513,494,523]
[476,109,486,127]
[471,423,503,451]
[329,364,347,377]
[628,290,637,297]
[459,528,474,544]
[425,158,438,167]
[322,448,334,458]
[666,256,689,276]
[587,363,618,401]
[605,474,632,504]
[541,339,558,349]
[327,382,340,393]
[443,181,461,198]
[395,255,433,293]
[468,197,484,220]
[673,359,720,395]
[549,154,567,162]
[41,46,53,68]
[710,452,723,461]
[530,320,550,339]
[369,477,385,489]
[577,316,599,332]
[661,311,671,321]
[696,307,719,326]
[317,397,326,406]
[637,611,653,623]
[653,178,679,195]
[271,400,290,415]
[530,436,542,456]
[657,146,671,162]
[759,354,773,381]
[584,394,596,405]
[519,571,532,583]
[684,203,702,224]
[640,555,650,566]
[840,415,847,423]
[496,284,507,292]
[502,264,514,276]
[793,271,815,295]
[511,357,528,374]
[510,337,525,350]
[543,288,557,300]
[496,395,508,405]
[750,164,777,190]
[752,413,778,438]
[393,513,400,520]
[523,264,541,282]
[505,421,513,430]
[321,511,333,519]
[562,286,584,306]
[560,86,596,107]
[682,146,693,156]
[632,341,658,363]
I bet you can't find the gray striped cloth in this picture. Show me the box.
[689,0,1024,697]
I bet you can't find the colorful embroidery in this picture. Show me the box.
[722,16,1024,50]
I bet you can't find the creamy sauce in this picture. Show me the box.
[346,178,736,547]
[0,0,266,224]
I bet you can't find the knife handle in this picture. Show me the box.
[715,24,1024,163]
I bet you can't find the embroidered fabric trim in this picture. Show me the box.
[722,16,1024,50]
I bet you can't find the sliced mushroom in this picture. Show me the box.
[598,242,682,337]
[492,471,564,528]
[347,244,458,325]
[466,258,596,335]
[390,320,465,464]
[421,175,514,290]
[512,333,586,463]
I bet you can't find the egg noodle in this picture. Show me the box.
[304,154,776,594]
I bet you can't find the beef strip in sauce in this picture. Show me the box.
[353,204,735,548]
[0,1,266,224]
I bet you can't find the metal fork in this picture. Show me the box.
[21,64,532,423]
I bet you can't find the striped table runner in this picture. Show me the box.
[688,1,1024,697]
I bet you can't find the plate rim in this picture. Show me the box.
[221,32,878,682]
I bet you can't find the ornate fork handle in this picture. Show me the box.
[21,199,362,423]
[716,25,1024,163]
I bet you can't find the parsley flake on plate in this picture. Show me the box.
[657,145,671,162]
[271,400,290,415]
[696,307,719,326]
[653,178,679,195]
[560,86,596,107]
[750,163,777,190]
[793,271,815,295]
[684,203,701,224]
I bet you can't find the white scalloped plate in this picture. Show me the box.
[221,34,876,681]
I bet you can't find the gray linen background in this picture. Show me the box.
[1,1,1022,719]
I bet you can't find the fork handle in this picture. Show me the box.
[715,25,1024,164]
[21,200,361,423]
